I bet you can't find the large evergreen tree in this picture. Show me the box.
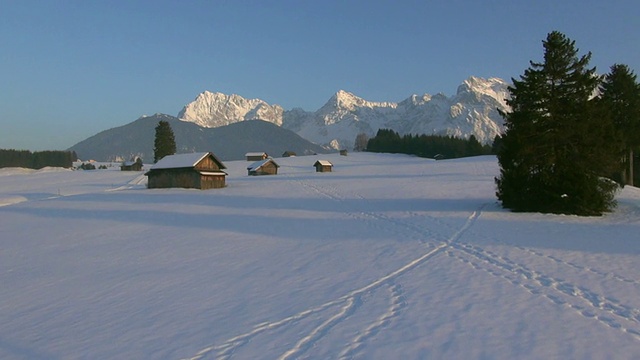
[599,64,640,186]
[496,31,620,216]
[153,120,176,163]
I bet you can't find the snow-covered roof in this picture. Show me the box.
[247,158,279,171]
[151,152,223,170]
[245,152,267,157]
[314,160,332,166]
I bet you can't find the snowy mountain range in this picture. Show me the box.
[177,76,510,150]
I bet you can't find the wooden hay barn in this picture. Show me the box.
[247,158,279,176]
[339,149,348,156]
[282,151,296,157]
[145,152,227,190]
[120,157,143,171]
[245,152,269,161]
[314,160,333,172]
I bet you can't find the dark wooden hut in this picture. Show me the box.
[313,160,333,172]
[339,149,348,156]
[245,152,269,161]
[282,151,296,157]
[120,157,143,171]
[145,152,227,189]
[247,158,279,176]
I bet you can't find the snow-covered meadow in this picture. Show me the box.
[1,153,639,359]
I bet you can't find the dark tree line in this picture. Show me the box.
[366,129,492,159]
[0,149,78,169]
[496,31,640,216]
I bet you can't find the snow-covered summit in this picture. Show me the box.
[456,76,510,108]
[323,90,397,111]
[177,77,511,150]
[177,91,284,128]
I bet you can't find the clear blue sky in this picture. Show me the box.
[1,0,638,151]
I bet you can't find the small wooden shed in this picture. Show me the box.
[145,152,227,189]
[314,160,333,173]
[339,149,348,156]
[247,158,279,176]
[282,151,296,157]
[121,157,143,171]
[245,152,269,161]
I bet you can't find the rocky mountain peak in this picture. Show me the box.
[177,91,284,128]
[177,76,510,150]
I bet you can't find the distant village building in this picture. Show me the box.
[282,151,296,157]
[245,152,269,161]
[339,149,348,156]
[145,152,227,190]
[120,157,143,171]
[247,158,279,176]
[314,160,333,173]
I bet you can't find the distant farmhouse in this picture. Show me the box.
[282,151,296,157]
[145,152,227,189]
[314,160,333,173]
[247,158,279,176]
[120,157,143,171]
[245,152,268,161]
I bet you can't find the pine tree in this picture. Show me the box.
[496,31,620,216]
[153,120,176,163]
[599,64,640,186]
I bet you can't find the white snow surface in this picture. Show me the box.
[1,153,639,359]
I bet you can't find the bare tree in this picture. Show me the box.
[354,133,369,151]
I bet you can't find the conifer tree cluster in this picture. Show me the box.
[0,149,77,169]
[153,120,177,163]
[599,64,640,186]
[366,129,492,159]
[496,31,638,216]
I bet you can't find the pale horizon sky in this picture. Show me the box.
[1,0,638,151]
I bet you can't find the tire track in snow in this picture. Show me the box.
[446,242,640,340]
[181,204,485,360]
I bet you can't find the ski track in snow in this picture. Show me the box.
[183,175,639,359]
[105,174,147,191]
[446,243,640,339]
[181,177,484,360]
[514,246,640,287]
[294,179,448,246]
[0,173,147,207]
[338,281,406,360]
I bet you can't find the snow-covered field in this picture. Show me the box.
[1,153,639,359]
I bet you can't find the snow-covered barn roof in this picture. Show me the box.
[314,160,333,166]
[247,158,279,171]
[151,152,226,170]
[245,152,267,157]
